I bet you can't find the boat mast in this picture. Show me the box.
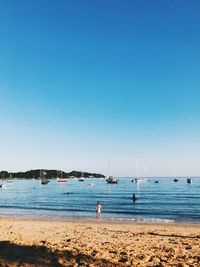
[136,162,139,179]
[145,167,147,179]
[107,160,110,178]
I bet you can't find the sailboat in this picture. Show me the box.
[40,170,49,185]
[131,162,141,183]
[105,161,118,184]
[173,167,178,182]
[78,172,85,181]
[7,173,13,183]
[106,176,119,184]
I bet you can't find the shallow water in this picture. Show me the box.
[0,178,199,223]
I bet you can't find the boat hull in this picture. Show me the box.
[57,179,67,182]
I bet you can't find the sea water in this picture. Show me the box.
[0,177,199,224]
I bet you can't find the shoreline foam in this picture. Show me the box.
[1,213,200,226]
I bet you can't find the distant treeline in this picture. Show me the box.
[0,170,105,179]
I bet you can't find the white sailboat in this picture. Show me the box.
[79,172,85,181]
[7,173,12,183]
[40,170,49,185]
[131,162,145,183]
[105,161,118,184]
[173,168,178,182]
[132,162,139,183]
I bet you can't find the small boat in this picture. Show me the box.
[57,178,67,183]
[41,180,48,185]
[131,178,139,183]
[7,173,13,183]
[154,181,159,183]
[173,178,178,182]
[187,178,192,184]
[106,162,118,184]
[0,184,2,188]
[131,178,146,183]
[40,170,49,185]
[106,176,119,184]
[79,172,85,181]
[56,171,67,182]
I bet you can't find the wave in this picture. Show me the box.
[0,205,200,220]
[107,217,175,223]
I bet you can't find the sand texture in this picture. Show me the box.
[0,218,199,266]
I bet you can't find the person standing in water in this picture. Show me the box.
[132,193,137,202]
[96,201,102,221]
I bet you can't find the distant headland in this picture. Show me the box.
[0,170,105,179]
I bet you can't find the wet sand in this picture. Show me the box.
[0,218,199,266]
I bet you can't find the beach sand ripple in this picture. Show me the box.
[0,218,199,266]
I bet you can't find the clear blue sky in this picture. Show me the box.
[0,0,200,176]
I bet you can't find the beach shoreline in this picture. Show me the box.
[0,217,199,266]
[0,214,200,226]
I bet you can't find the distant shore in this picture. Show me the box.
[0,217,199,266]
[0,169,105,179]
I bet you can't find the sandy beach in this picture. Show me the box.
[0,218,199,266]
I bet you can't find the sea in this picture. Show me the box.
[0,177,200,224]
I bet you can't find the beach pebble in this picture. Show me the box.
[109,250,117,254]
[176,263,185,267]
[118,256,128,263]
[143,256,152,263]
[195,255,200,261]
[120,251,128,256]
[160,257,168,262]
[152,256,161,263]
[136,253,145,260]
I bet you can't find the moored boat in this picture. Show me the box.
[106,176,119,184]
[40,170,49,185]
[131,178,146,183]
[56,171,67,182]
[79,172,85,181]
[131,178,138,183]
[7,173,13,183]
[57,178,67,182]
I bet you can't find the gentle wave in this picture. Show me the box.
[107,217,175,223]
[0,178,200,223]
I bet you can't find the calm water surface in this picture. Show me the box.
[0,178,200,224]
